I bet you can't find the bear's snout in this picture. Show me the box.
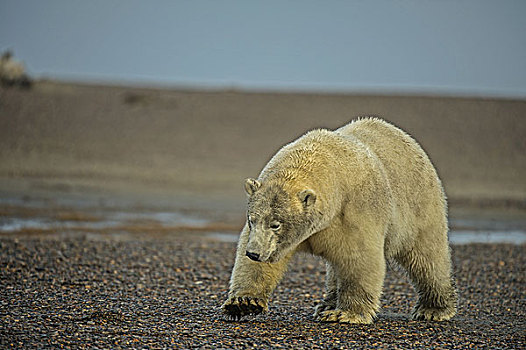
[246,251,261,262]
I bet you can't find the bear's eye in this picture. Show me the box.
[269,221,281,231]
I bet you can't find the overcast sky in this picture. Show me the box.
[1,0,525,97]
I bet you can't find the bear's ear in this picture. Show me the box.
[244,178,261,196]
[298,189,316,208]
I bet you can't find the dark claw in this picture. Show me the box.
[223,296,264,321]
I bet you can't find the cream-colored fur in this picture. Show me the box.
[222,117,457,323]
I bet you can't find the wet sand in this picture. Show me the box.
[1,235,524,349]
[1,80,526,220]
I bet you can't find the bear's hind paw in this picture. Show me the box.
[222,296,267,321]
[317,309,374,324]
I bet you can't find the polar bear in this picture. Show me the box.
[222,117,457,323]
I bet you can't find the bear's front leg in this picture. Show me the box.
[313,262,338,317]
[316,249,386,324]
[222,224,293,320]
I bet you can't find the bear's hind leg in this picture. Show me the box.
[313,262,338,317]
[396,241,457,321]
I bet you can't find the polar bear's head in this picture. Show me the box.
[243,178,319,263]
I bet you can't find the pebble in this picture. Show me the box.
[0,236,524,348]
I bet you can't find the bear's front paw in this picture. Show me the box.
[412,306,455,321]
[222,296,267,321]
[317,309,373,324]
[313,302,336,318]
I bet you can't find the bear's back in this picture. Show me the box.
[336,118,438,185]
[337,118,446,230]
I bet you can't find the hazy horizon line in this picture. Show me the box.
[34,72,526,100]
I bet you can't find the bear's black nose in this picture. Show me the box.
[246,251,260,262]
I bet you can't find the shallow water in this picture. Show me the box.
[1,196,525,244]
[449,230,526,244]
[0,211,209,232]
[206,231,526,245]
[0,195,216,237]
[3,214,524,245]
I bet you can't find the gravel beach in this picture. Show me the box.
[1,234,524,349]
